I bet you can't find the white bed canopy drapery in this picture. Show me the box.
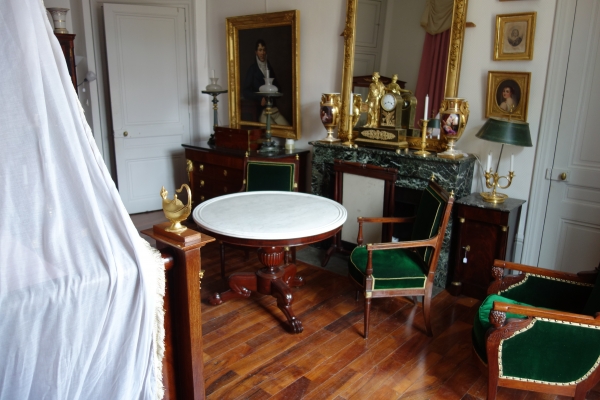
[0,0,165,398]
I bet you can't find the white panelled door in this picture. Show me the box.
[538,0,600,272]
[104,3,190,213]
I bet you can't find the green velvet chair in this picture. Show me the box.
[219,154,300,279]
[348,178,454,338]
[473,259,600,400]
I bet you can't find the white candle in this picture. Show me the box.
[266,69,270,79]
[424,94,429,120]
[349,92,353,116]
[510,154,514,171]
[487,152,492,171]
[211,69,215,78]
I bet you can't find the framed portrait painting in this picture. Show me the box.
[494,12,536,61]
[485,71,531,122]
[226,10,301,140]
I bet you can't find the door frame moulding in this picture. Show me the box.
[521,0,577,266]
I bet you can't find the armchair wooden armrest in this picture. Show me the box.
[488,259,596,294]
[492,301,600,326]
[356,216,416,246]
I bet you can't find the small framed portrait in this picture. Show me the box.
[494,12,536,61]
[485,71,531,122]
[226,10,301,140]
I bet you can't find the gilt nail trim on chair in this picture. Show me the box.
[499,273,595,295]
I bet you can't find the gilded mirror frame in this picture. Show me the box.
[226,10,301,140]
[338,0,469,152]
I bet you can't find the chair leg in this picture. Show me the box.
[487,371,499,400]
[364,297,371,339]
[219,241,226,280]
[423,293,432,336]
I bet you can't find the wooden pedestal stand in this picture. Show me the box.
[141,225,215,400]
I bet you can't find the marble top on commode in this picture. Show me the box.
[192,191,347,240]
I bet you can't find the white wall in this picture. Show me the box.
[458,0,557,245]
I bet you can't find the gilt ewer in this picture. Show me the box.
[319,93,341,143]
[438,98,469,159]
[160,184,192,233]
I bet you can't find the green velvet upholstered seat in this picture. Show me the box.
[347,178,454,338]
[474,260,600,400]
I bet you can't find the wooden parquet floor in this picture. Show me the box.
[196,241,600,400]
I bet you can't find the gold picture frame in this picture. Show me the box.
[494,12,536,61]
[486,71,531,122]
[226,11,301,140]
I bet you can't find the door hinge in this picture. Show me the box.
[545,168,569,182]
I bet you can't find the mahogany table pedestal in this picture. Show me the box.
[193,191,347,334]
[209,245,305,333]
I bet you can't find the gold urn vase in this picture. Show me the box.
[319,93,341,143]
[438,98,470,159]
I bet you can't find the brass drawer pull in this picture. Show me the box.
[199,164,204,171]
[224,186,228,193]
[200,195,205,201]
[223,169,228,177]
[200,180,204,187]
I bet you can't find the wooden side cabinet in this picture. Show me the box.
[55,33,77,93]
[449,193,525,299]
[182,141,310,207]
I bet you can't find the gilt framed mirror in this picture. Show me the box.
[226,11,301,140]
[338,0,469,152]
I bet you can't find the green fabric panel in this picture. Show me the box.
[502,320,600,383]
[583,272,600,316]
[246,162,294,192]
[472,294,530,363]
[411,186,444,265]
[501,275,593,314]
[349,246,426,290]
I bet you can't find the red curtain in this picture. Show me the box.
[414,29,451,125]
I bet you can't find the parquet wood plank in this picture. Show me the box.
[183,240,584,400]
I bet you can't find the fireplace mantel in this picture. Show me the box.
[310,142,476,288]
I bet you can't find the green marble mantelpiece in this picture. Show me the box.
[310,141,476,288]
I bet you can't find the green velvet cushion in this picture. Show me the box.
[411,185,445,264]
[349,246,427,290]
[502,320,600,383]
[246,162,294,192]
[472,294,530,363]
[583,272,600,316]
[500,275,593,314]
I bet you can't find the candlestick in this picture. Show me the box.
[487,152,492,171]
[510,154,514,171]
[414,119,431,156]
[424,94,429,120]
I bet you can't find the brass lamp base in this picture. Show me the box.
[480,191,509,203]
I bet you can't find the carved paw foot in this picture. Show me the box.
[209,293,223,305]
[289,318,303,334]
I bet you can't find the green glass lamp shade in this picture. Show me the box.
[475,117,532,147]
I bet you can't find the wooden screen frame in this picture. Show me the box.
[322,159,398,267]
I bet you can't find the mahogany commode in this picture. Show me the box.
[193,191,347,333]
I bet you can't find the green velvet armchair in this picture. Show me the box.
[348,178,454,338]
[219,154,300,279]
[473,259,600,400]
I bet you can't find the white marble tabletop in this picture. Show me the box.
[192,191,347,240]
